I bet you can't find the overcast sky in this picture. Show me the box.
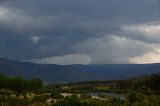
[1,0,160,64]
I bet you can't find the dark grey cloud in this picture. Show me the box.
[0,0,160,64]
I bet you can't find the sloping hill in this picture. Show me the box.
[0,57,160,83]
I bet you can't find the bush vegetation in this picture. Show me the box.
[0,73,160,106]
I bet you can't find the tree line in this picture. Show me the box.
[0,73,43,92]
[117,73,160,90]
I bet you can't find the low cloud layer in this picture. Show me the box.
[32,54,91,65]
[1,0,160,64]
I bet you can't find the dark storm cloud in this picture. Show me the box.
[0,0,160,64]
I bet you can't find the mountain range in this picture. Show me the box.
[0,57,160,83]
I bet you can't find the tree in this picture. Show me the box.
[0,73,6,89]
[30,78,43,91]
[9,77,25,92]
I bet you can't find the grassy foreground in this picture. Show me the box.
[0,73,160,106]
